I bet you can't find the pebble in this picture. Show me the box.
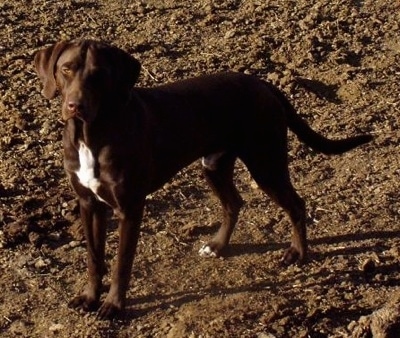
[34,257,50,270]
[257,333,277,338]
[28,232,42,247]
[361,258,376,275]
[48,232,61,241]
[224,29,236,39]
[16,254,30,268]
[49,323,64,333]
[69,240,81,248]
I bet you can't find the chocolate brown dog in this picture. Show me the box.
[34,40,372,318]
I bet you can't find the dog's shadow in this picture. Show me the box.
[108,229,400,325]
[224,229,400,258]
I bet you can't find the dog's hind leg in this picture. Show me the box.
[241,153,307,265]
[199,153,244,257]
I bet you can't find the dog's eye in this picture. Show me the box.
[61,66,72,75]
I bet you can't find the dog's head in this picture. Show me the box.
[34,40,141,123]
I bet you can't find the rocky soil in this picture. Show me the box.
[0,0,399,337]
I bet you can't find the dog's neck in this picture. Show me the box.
[65,107,132,151]
[66,118,101,151]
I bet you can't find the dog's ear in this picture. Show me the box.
[108,46,141,91]
[34,41,68,99]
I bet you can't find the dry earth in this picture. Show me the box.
[1,0,400,337]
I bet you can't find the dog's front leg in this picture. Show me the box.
[69,196,107,312]
[97,198,145,319]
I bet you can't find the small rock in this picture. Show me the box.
[3,221,29,245]
[387,247,400,259]
[224,29,236,39]
[16,254,30,268]
[48,232,61,241]
[15,116,28,131]
[28,232,43,247]
[49,323,64,333]
[34,258,50,270]
[257,333,277,338]
[266,72,281,85]
[360,253,380,277]
[69,240,81,248]
[361,258,376,275]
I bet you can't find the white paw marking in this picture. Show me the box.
[198,244,217,257]
[201,152,224,171]
[76,141,105,202]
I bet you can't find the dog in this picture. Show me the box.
[34,40,372,318]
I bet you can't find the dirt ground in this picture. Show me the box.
[0,0,399,337]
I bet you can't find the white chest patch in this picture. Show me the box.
[76,142,103,200]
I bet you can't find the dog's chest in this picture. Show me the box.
[76,141,104,202]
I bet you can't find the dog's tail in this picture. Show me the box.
[269,84,373,154]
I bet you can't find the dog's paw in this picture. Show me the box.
[281,246,307,266]
[68,295,100,312]
[97,301,122,320]
[198,244,218,258]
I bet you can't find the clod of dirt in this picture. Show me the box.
[2,221,29,245]
[349,297,400,338]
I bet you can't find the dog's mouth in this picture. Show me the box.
[62,109,84,122]
[62,104,94,123]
